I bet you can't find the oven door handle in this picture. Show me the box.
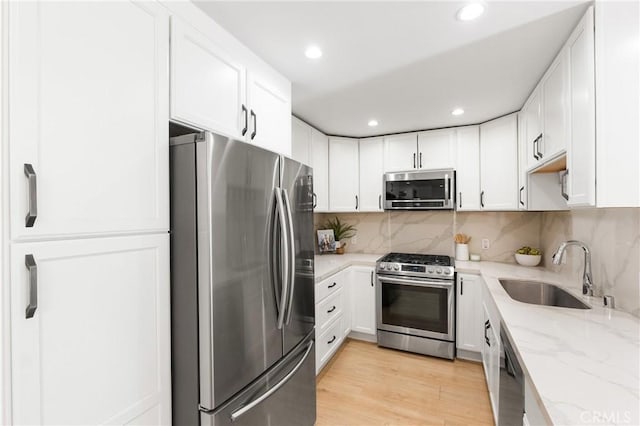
[377,275,453,288]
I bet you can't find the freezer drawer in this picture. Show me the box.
[201,334,316,426]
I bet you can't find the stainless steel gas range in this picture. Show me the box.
[376,253,455,360]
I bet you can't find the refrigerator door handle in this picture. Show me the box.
[229,340,314,422]
[274,188,290,330]
[281,188,296,325]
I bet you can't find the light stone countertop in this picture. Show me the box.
[314,253,382,282]
[314,254,640,425]
[458,260,640,426]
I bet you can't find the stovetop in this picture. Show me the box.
[376,252,454,279]
[379,252,452,267]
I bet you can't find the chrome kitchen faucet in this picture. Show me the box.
[552,240,594,296]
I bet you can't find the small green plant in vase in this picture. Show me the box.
[323,216,357,254]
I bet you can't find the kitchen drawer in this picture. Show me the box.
[315,270,346,302]
[316,315,343,371]
[316,288,344,334]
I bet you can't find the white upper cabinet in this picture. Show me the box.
[247,71,292,156]
[358,138,385,211]
[311,128,330,212]
[291,116,312,165]
[383,133,418,172]
[171,18,246,140]
[595,2,639,207]
[10,234,171,425]
[328,137,360,212]
[455,126,481,211]
[541,53,569,162]
[170,16,292,156]
[417,129,456,170]
[9,1,169,240]
[479,114,519,210]
[567,6,595,207]
[521,89,543,171]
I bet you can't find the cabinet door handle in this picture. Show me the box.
[25,254,37,318]
[480,191,485,208]
[355,195,358,210]
[327,306,336,314]
[327,335,336,345]
[419,152,423,168]
[24,164,37,227]
[370,271,374,287]
[459,192,462,209]
[533,136,539,160]
[241,104,248,136]
[519,186,525,206]
[250,110,257,140]
[484,320,491,347]
[312,193,317,209]
[561,170,569,201]
[536,133,544,159]
[328,282,337,289]
[413,153,416,168]
[378,194,382,210]
[460,277,464,295]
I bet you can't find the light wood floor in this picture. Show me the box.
[316,339,494,426]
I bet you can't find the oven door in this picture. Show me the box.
[376,274,454,341]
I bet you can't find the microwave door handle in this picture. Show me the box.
[444,173,449,205]
[274,188,289,329]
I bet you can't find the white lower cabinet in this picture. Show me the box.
[456,274,483,355]
[10,234,171,425]
[315,269,349,374]
[349,266,376,336]
[481,283,501,425]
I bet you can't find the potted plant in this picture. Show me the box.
[322,216,357,254]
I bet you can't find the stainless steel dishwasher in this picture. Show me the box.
[499,325,525,425]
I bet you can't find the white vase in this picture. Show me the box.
[455,243,469,261]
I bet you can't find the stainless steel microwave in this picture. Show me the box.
[383,169,455,210]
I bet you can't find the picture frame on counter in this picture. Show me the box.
[317,229,336,253]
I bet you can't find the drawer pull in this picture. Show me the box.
[327,306,336,314]
[327,335,336,345]
[328,282,337,289]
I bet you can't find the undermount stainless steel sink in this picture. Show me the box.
[499,279,591,310]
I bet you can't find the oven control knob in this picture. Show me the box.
[379,263,387,270]
[435,267,442,274]
[427,268,434,273]
[393,264,400,271]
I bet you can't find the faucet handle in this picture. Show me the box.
[603,295,615,309]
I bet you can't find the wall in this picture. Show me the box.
[314,210,542,263]
[540,208,640,317]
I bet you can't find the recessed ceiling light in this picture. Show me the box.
[368,119,379,127]
[457,2,485,21]
[305,45,322,59]
[451,108,465,116]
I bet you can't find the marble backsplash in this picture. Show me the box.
[314,210,542,263]
[540,208,640,317]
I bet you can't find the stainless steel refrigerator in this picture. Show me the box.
[170,131,316,426]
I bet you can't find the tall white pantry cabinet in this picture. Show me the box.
[2,1,172,424]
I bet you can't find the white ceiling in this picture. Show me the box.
[195,1,590,137]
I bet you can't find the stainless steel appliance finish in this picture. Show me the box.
[499,325,524,426]
[170,131,316,426]
[499,279,591,310]
[376,253,455,359]
[383,169,455,210]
